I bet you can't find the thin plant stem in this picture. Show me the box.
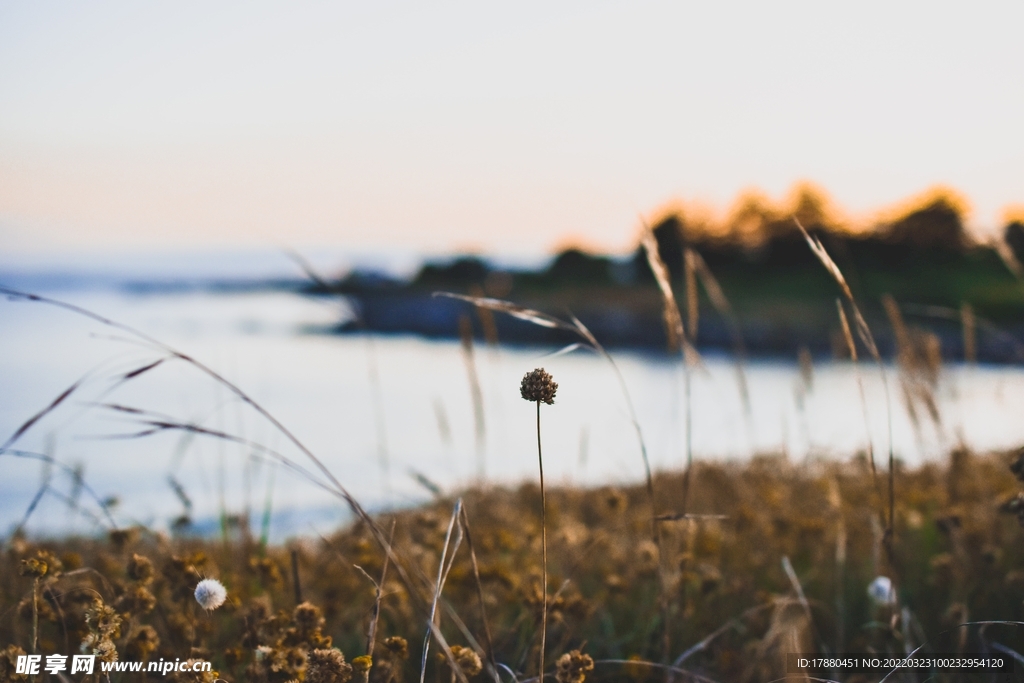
[366,519,395,659]
[420,499,464,683]
[681,359,693,515]
[460,506,499,683]
[32,577,39,654]
[536,400,548,681]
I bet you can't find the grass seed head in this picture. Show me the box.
[521,368,557,405]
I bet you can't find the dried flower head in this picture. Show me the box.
[306,648,353,683]
[128,553,155,583]
[520,368,557,405]
[116,584,157,616]
[125,625,160,660]
[383,636,409,659]
[449,646,482,678]
[293,601,325,633]
[18,557,47,579]
[555,650,594,683]
[85,600,122,639]
[0,644,27,682]
[91,637,118,664]
[194,578,227,611]
[351,655,372,676]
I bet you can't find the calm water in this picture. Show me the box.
[3,289,1023,539]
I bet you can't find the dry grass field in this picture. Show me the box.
[3,449,1024,682]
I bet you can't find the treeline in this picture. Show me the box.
[398,186,1023,293]
[318,186,1024,358]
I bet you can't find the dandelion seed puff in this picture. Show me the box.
[194,578,227,610]
[867,576,895,606]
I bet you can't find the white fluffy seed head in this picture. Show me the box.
[194,578,227,610]
[867,576,896,606]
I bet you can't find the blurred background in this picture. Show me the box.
[3,1,1024,540]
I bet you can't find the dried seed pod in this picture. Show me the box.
[450,646,482,678]
[383,636,409,660]
[293,601,325,634]
[127,554,155,584]
[306,649,353,683]
[18,557,47,579]
[555,650,594,683]
[520,368,557,405]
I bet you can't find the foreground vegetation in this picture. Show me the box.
[4,449,1024,682]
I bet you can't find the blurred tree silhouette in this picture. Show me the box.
[545,248,613,284]
[414,256,490,288]
[877,194,968,251]
[1004,220,1024,265]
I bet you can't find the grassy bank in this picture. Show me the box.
[4,449,1024,682]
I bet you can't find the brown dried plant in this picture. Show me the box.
[521,368,557,679]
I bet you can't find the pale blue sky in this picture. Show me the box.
[1,1,1022,256]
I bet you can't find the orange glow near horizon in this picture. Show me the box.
[635,182,991,251]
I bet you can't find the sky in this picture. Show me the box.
[1,1,1023,260]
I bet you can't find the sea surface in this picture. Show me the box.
[3,285,1023,540]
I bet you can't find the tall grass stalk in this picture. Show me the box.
[365,519,395,667]
[794,221,897,563]
[366,333,392,501]
[686,248,753,438]
[3,449,113,530]
[259,461,276,550]
[31,577,39,654]
[961,303,977,363]
[836,299,877,485]
[420,499,464,683]
[640,222,692,668]
[459,315,487,481]
[460,506,500,683]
